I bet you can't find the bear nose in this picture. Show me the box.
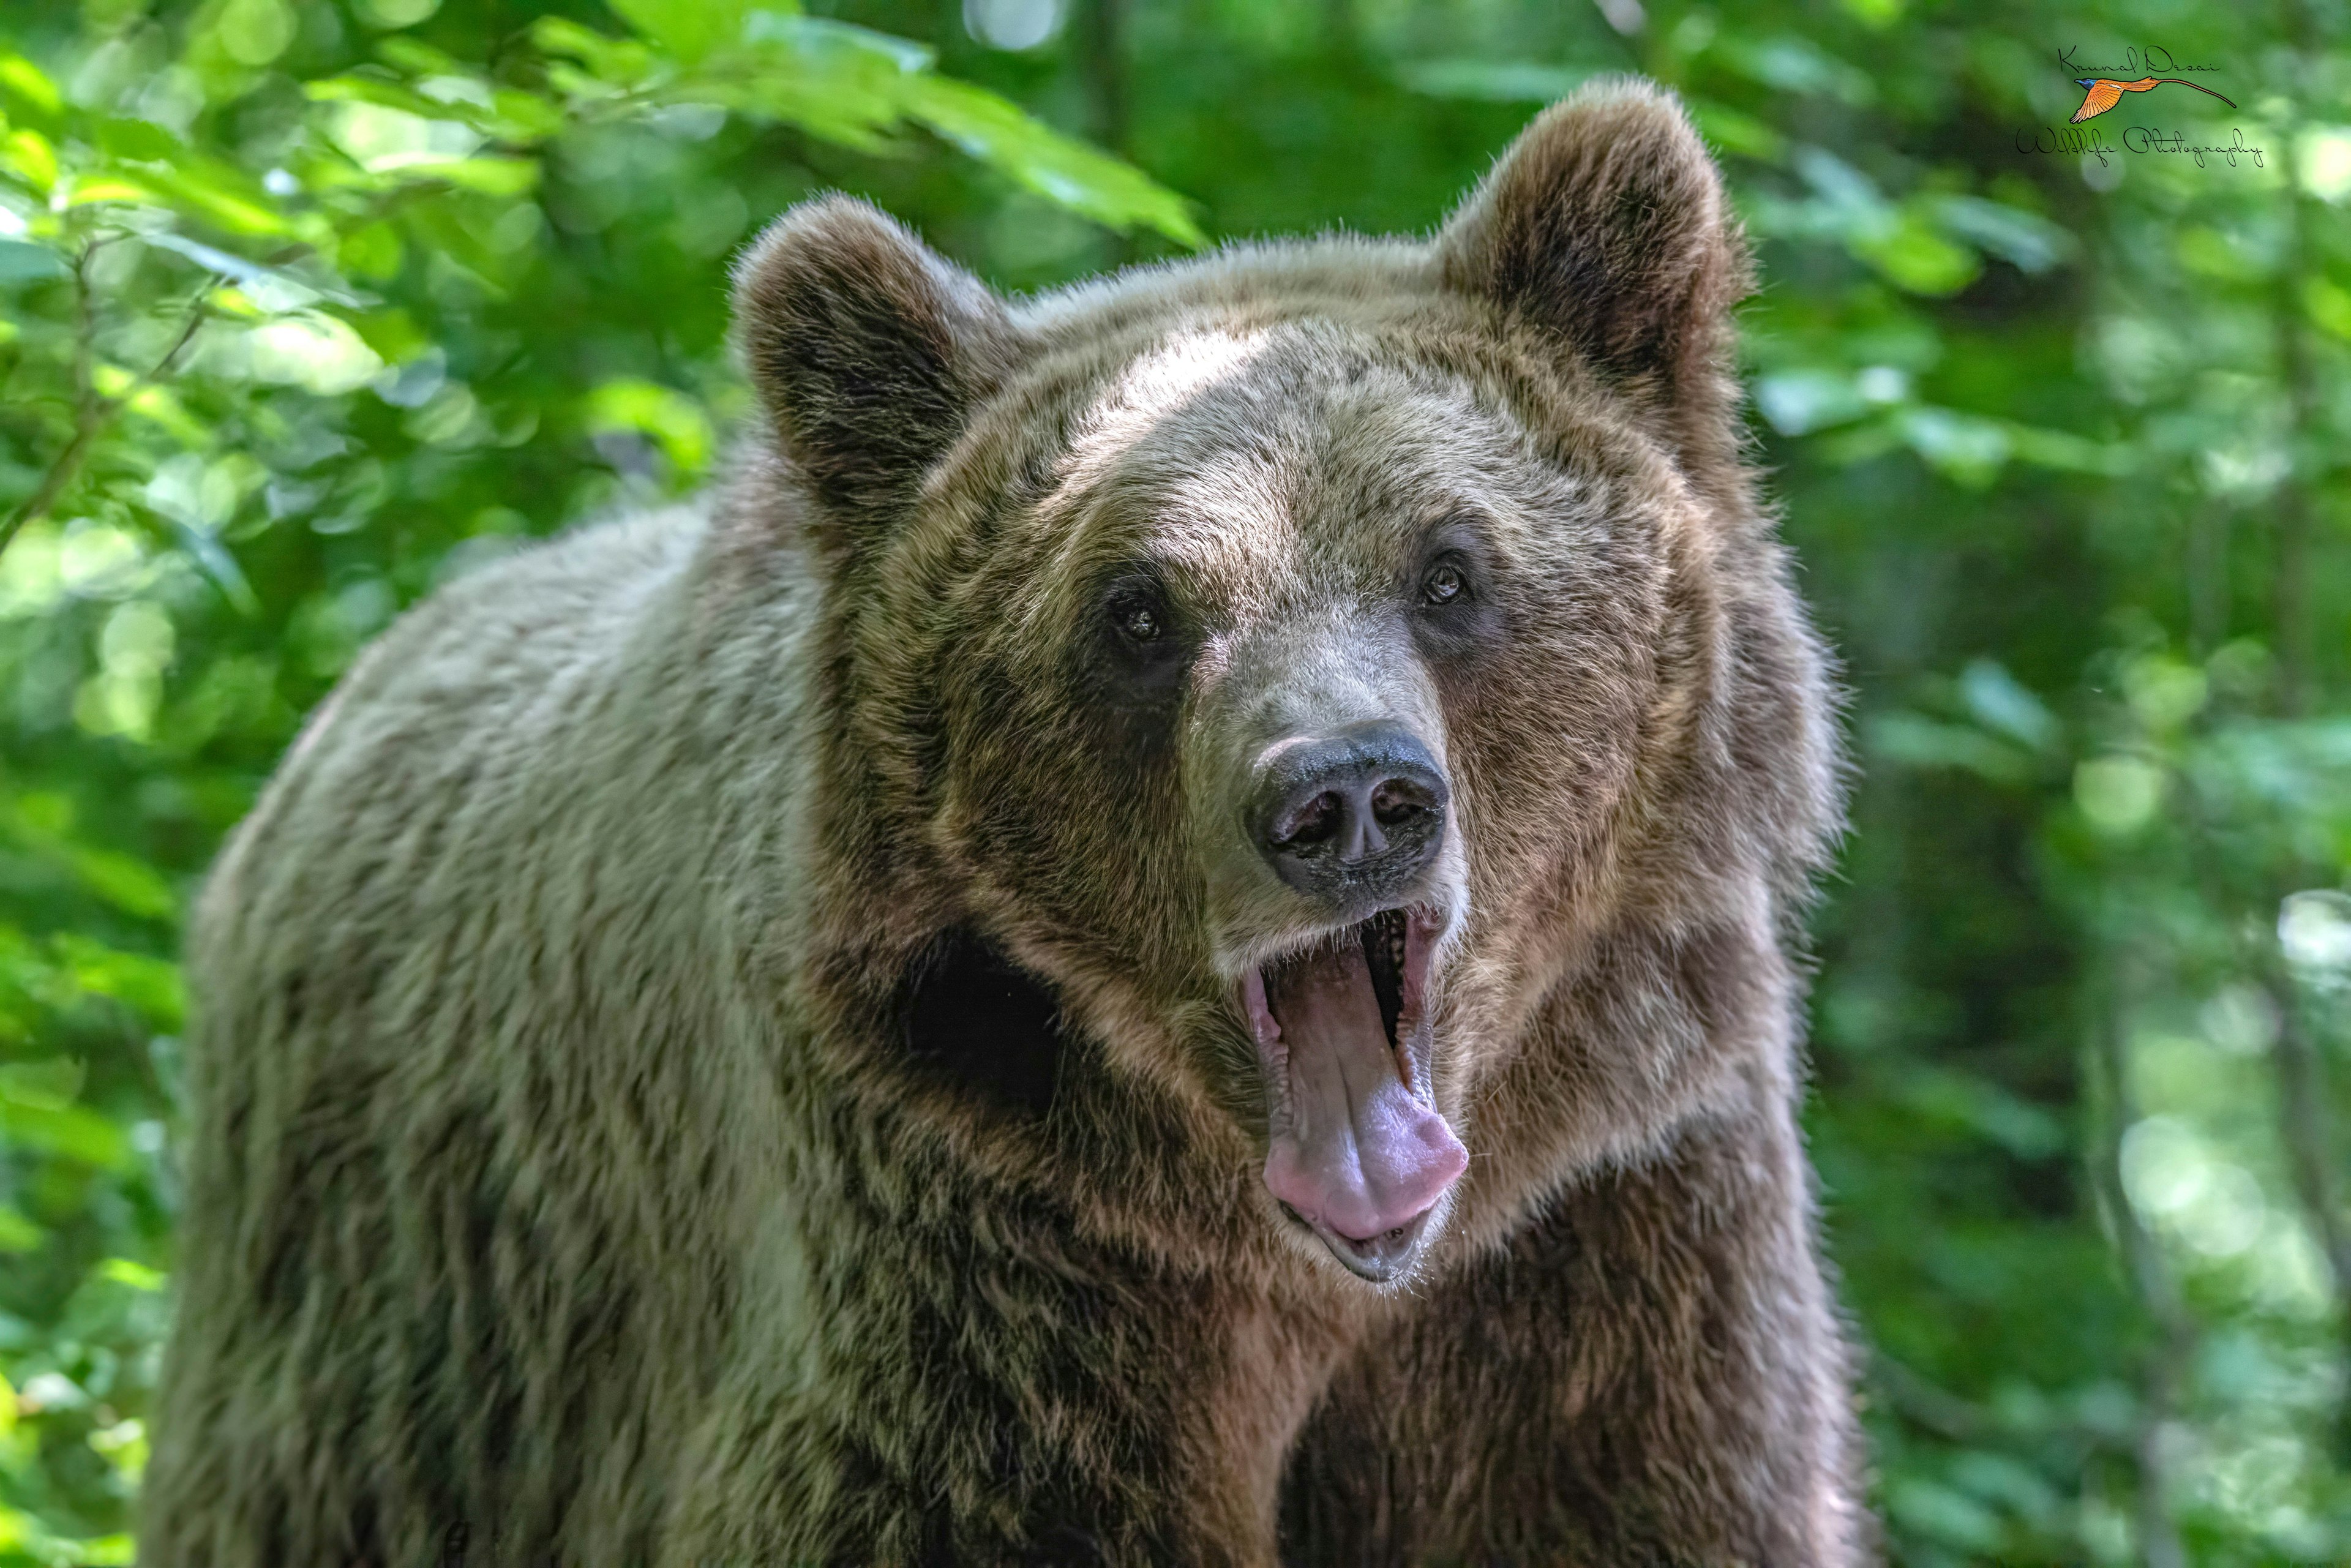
[1250,723,1449,909]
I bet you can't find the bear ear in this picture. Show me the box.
[1436,78,1749,415]
[732,196,1021,551]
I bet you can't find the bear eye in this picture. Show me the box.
[1420,560,1467,607]
[1109,590,1165,645]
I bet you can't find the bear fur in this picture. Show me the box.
[143,79,1867,1566]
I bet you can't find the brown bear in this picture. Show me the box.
[142,78,1866,1566]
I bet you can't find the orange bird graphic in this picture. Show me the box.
[2070,76,2236,122]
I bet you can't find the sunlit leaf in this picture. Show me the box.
[584,377,713,477]
[1959,661,2061,755]
[531,16,661,86]
[97,1257,166,1291]
[135,162,291,236]
[66,173,159,206]
[92,116,181,163]
[3,126,58,193]
[0,1206,39,1252]
[1753,369,1868,435]
[1850,211,1979,296]
[1894,405,2010,484]
[0,52,63,118]
[54,936,185,1029]
[138,229,361,309]
[608,0,763,66]
[1689,99,1788,162]
[906,77,1202,244]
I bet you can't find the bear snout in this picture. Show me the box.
[1248,721,1449,915]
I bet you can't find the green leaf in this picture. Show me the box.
[0,1057,83,1108]
[62,847,179,921]
[1753,369,1868,436]
[66,171,163,208]
[138,230,361,310]
[0,238,67,284]
[93,116,183,163]
[1689,99,1788,162]
[608,0,766,66]
[0,52,63,118]
[1959,661,2061,755]
[2003,422,2132,477]
[1869,711,2037,786]
[1850,210,1979,296]
[906,77,1202,244]
[531,17,661,86]
[489,89,569,142]
[655,16,1198,242]
[3,126,58,193]
[135,160,293,237]
[97,1258,166,1291]
[346,304,429,362]
[584,378,713,477]
[307,73,564,148]
[0,1095,129,1169]
[53,936,184,1030]
[1930,195,2075,276]
[0,1206,41,1253]
[160,514,261,613]
[1710,33,1875,105]
[1892,406,2009,484]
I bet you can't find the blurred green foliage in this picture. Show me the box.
[0,0,2346,1562]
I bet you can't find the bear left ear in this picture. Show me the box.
[732,196,1022,553]
[1436,78,1749,422]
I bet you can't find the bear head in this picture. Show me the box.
[726,80,1828,1287]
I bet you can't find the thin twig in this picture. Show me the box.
[69,234,107,410]
[0,277,214,557]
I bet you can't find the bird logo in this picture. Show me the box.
[2069,76,2235,122]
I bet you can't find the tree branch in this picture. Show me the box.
[0,275,212,558]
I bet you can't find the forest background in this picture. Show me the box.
[0,0,2347,1561]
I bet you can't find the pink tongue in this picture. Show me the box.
[1262,940,1467,1242]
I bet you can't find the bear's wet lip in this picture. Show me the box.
[1242,906,1466,1279]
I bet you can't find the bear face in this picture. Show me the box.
[732,79,1809,1289]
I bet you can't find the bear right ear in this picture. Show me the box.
[732,197,1021,553]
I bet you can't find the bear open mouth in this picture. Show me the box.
[1241,907,1468,1283]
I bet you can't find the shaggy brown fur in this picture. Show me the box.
[142,80,1867,1566]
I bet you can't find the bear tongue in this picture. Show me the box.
[1261,940,1467,1244]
